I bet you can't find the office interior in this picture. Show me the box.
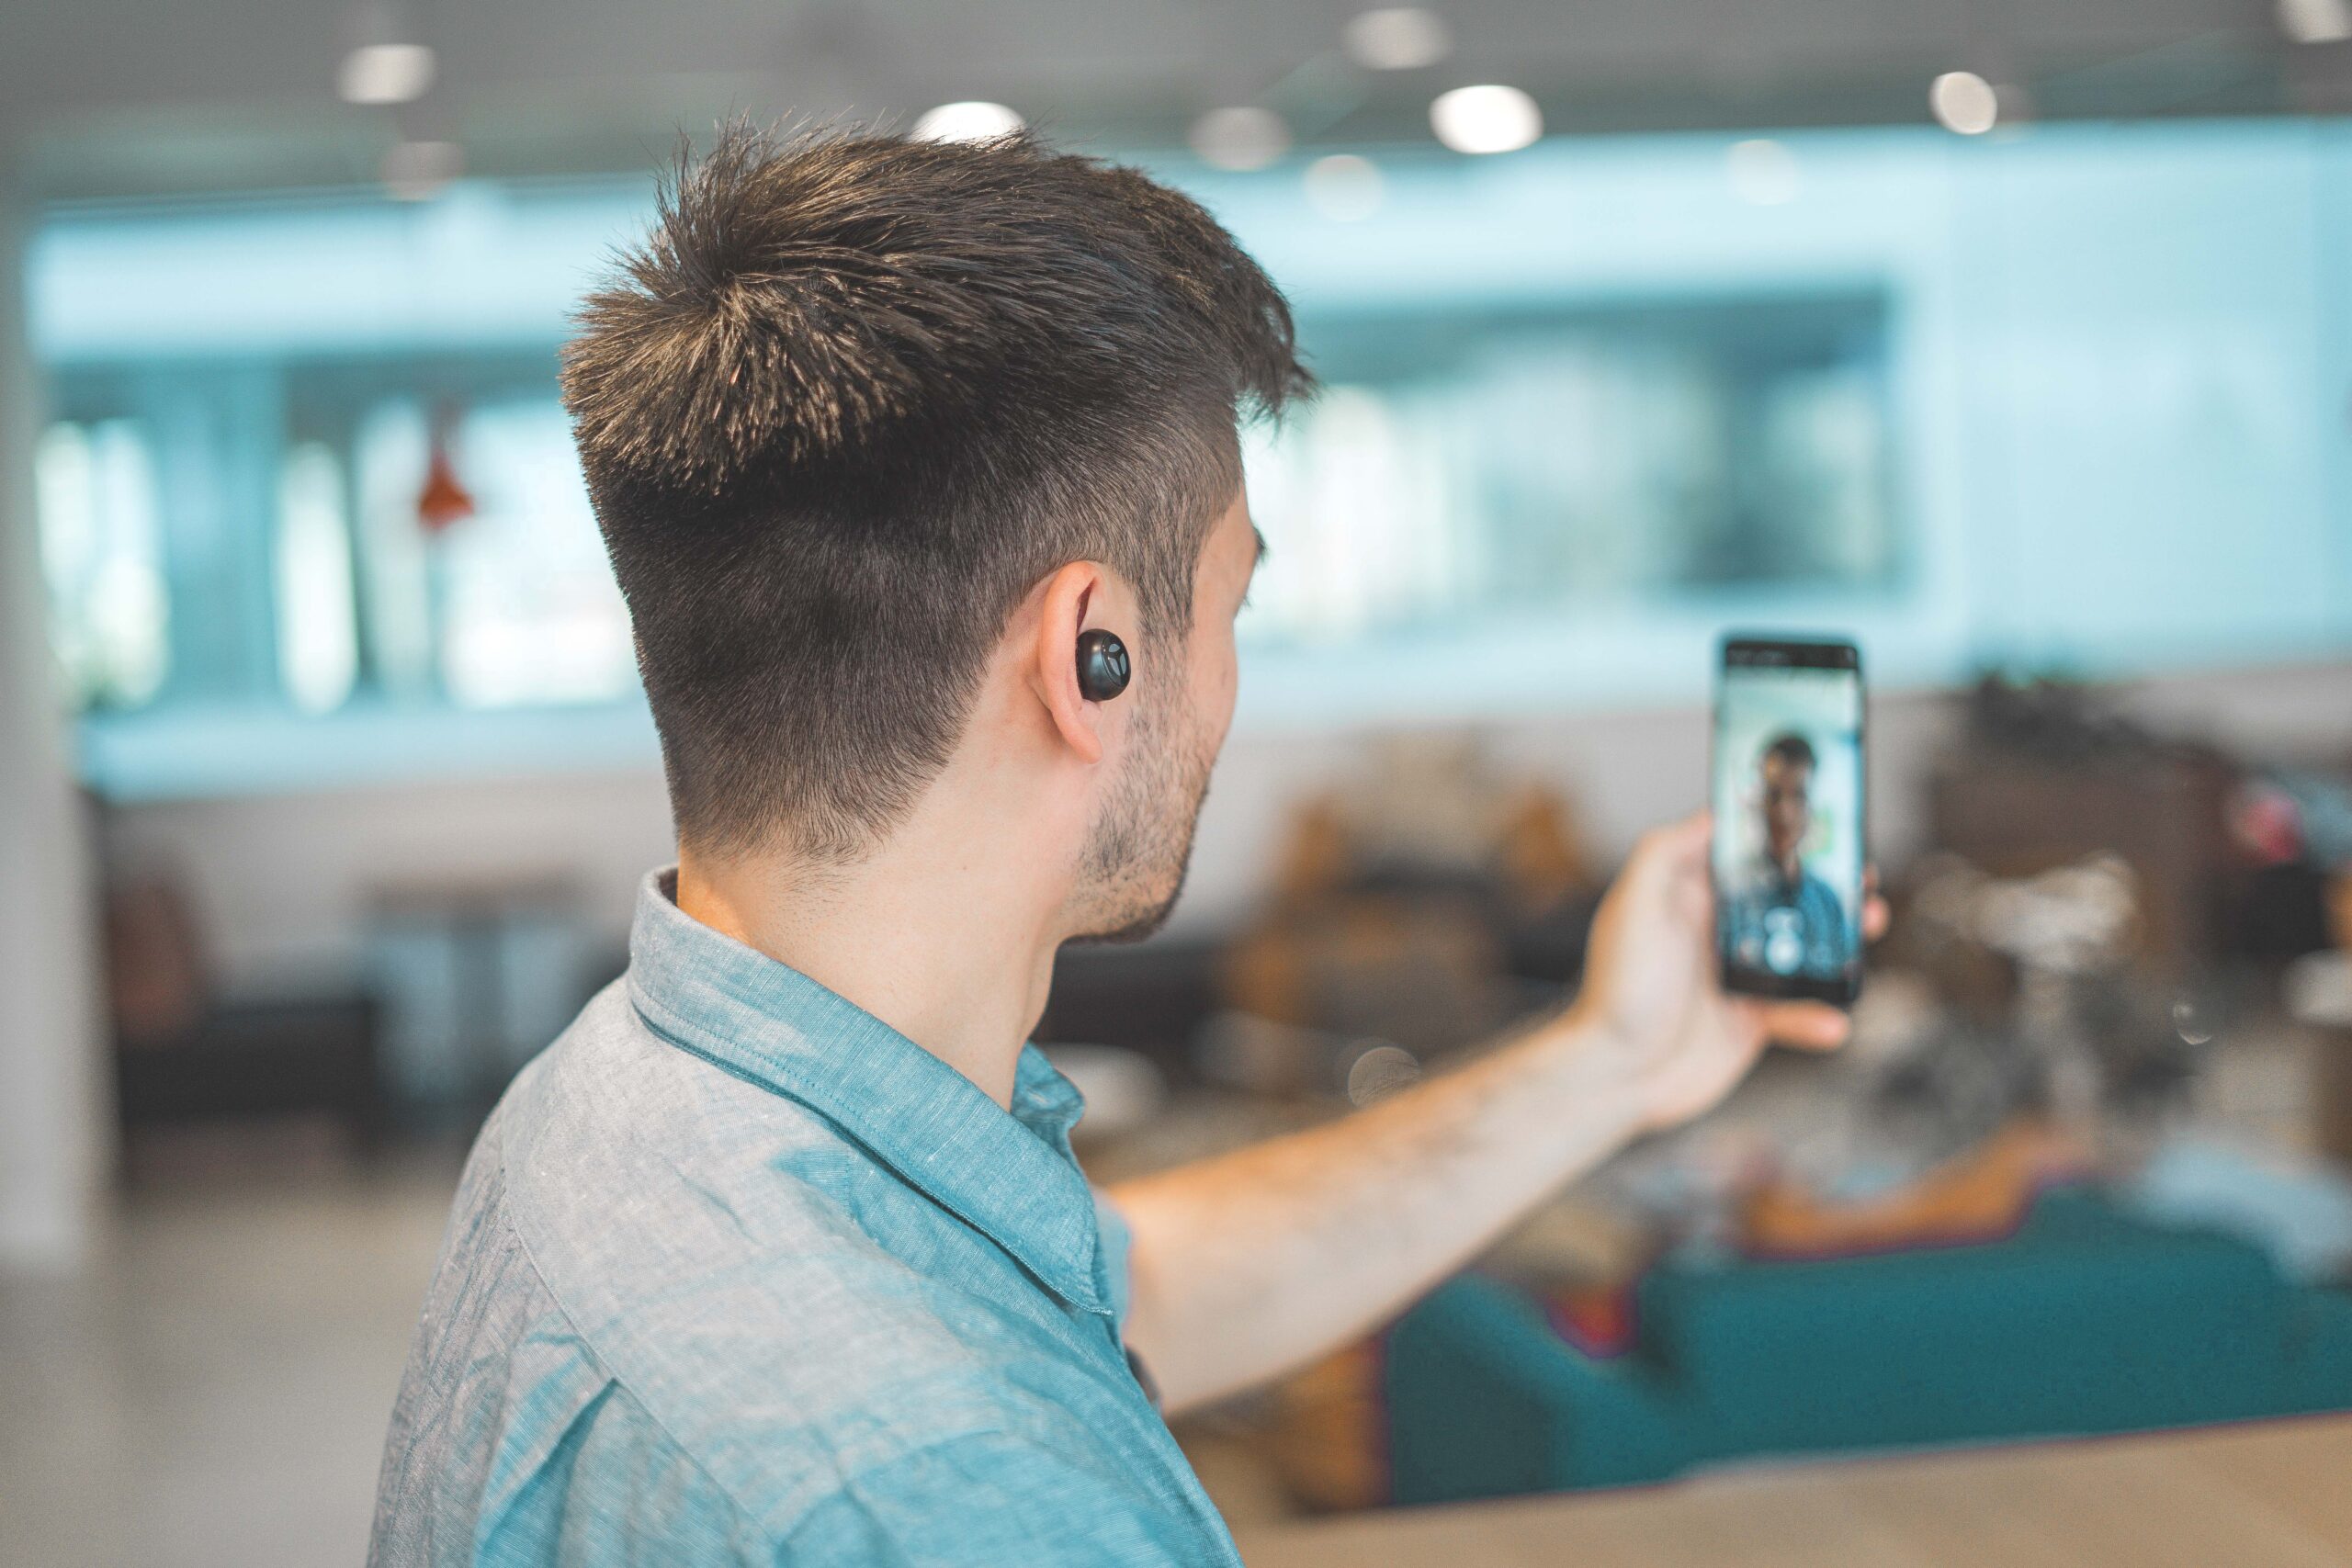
[4,0,2352,1562]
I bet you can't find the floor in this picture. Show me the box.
[0,1143,459,1568]
[1237,1416,2352,1567]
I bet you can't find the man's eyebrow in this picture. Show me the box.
[1251,524,1269,565]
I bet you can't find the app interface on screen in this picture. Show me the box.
[1713,660,1863,982]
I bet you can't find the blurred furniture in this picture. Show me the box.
[1928,754,2230,977]
[1876,855,2202,1167]
[115,996,386,1149]
[1237,1414,2352,1568]
[1039,739,1601,1100]
[1382,1192,2352,1502]
[368,874,593,1111]
[1036,1044,1167,1144]
[1035,938,1226,1077]
[1734,1119,2090,1258]
[2322,872,2352,1167]
[2290,951,2352,1169]
[107,870,385,1152]
[1217,738,1598,1079]
[1925,676,2253,976]
[1223,888,1516,1063]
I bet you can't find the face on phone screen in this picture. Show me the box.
[1713,642,1864,1000]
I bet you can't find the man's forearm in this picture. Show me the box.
[1107,1005,1649,1414]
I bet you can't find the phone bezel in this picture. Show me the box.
[1712,634,1866,1007]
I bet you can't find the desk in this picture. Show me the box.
[1237,1416,2352,1567]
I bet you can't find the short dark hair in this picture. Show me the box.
[562,122,1310,860]
[1761,732,1816,773]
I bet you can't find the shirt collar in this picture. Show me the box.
[622,870,1107,1316]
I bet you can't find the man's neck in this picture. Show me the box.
[673,807,1070,1110]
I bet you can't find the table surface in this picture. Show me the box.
[1235,1416,2352,1568]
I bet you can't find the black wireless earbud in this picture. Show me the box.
[1075,629,1131,702]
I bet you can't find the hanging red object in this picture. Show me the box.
[417,416,476,535]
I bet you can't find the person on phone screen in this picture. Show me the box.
[1724,732,1854,979]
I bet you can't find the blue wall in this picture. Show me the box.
[1171,121,2352,722]
[29,120,2352,796]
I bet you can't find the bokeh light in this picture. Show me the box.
[1342,7,1453,71]
[1930,71,2000,135]
[1430,84,1542,154]
[335,42,435,106]
[1191,107,1291,172]
[2279,0,2352,44]
[911,101,1023,142]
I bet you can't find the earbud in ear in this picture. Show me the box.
[1075,629,1131,702]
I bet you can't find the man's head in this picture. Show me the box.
[562,123,1307,936]
[1757,732,1816,872]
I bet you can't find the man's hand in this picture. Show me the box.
[1574,811,1887,1133]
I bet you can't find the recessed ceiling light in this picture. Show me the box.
[338,41,436,106]
[1929,71,1999,135]
[1430,84,1541,154]
[2280,0,2352,42]
[1342,8,1453,71]
[1191,107,1291,172]
[911,101,1023,142]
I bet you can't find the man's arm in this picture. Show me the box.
[1109,814,1876,1415]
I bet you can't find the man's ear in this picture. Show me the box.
[1031,560,1123,766]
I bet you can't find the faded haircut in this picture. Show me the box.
[562,121,1310,861]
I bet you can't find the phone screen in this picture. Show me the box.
[1713,637,1865,1003]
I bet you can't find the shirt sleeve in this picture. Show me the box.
[777,1433,1209,1568]
[1805,876,1855,966]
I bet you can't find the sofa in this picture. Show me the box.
[1384,1191,2352,1502]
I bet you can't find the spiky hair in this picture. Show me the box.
[561,120,1309,860]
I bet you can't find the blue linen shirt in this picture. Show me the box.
[1720,858,1855,979]
[369,872,1240,1566]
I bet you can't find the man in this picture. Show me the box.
[370,125,1871,1566]
[1722,732,1855,979]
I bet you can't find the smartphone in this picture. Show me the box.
[1712,635,1866,1005]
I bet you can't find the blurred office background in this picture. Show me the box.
[6,0,2352,1562]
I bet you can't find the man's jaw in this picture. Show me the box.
[1068,766,1212,947]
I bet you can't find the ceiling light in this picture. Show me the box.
[2280,0,2352,43]
[1191,107,1291,172]
[1929,71,1999,135]
[1725,139,1801,206]
[1304,154,1385,221]
[381,140,462,200]
[1430,84,1541,154]
[1342,8,1453,71]
[911,101,1023,142]
[337,41,436,106]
